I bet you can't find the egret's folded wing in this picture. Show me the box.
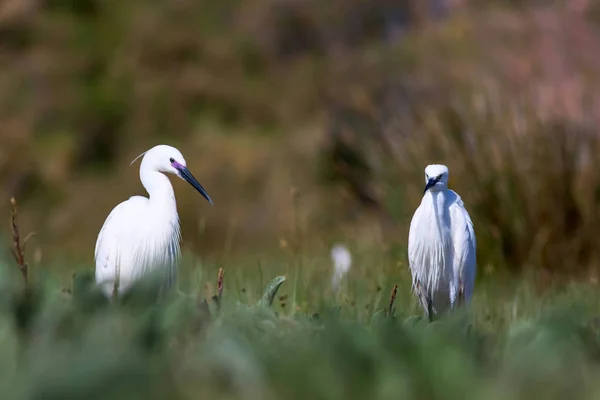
[449,196,477,301]
[407,205,424,286]
[94,196,148,291]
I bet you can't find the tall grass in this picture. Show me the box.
[0,252,599,400]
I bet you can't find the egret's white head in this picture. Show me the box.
[133,144,213,205]
[423,164,449,194]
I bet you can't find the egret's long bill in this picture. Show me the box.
[172,161,214,205]
[423,177,439,194]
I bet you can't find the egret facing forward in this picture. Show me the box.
[95,144,213,298]
[407,164,476,321]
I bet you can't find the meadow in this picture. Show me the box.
[3,1,600,399]
[2,229,600,400]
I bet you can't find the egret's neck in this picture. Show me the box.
[423,189,448,219]
[140,169,176,209]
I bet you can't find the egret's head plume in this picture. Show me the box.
[423,164,449,193]
[130,149,149,166]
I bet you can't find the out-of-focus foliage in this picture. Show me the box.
[0,254,599,400]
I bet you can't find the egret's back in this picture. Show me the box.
[95,196,181,297]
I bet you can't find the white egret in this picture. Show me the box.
[330,243,352,290]
[407,164,476,321]
[94,144,213,298]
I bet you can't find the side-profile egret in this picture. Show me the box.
[407,164,476,321]
[94,144,213,298]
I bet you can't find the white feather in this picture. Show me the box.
[449,196,476,304]
[130,149,150,166]
[407,164,477,318]
[330,244,352,290]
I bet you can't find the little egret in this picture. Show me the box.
[330,243,352,291]
[407,164,476,321]
[94,144,213,298]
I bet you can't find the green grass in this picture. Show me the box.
[1,250,600,400]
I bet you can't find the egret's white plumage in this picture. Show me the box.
[407,164,476,320]
[330,244,352,290]
[95,144,213,298]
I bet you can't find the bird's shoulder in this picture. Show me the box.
[125,195,150,207]
[447,191,470,217]
[408,202,425,232]
[445,189,463,206]
[95,196,154,270]
[105,196,149,218]
[95,197,149,248]
[447,190,476,244]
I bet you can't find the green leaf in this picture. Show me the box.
[72,270,110,313]
[370,309,388,330]
[402,315,423,329]
[258,276,286,308]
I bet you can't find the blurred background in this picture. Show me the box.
[1,0,600,281]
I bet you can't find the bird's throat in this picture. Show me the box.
[142,171,176,206]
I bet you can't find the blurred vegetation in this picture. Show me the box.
[1,0,600,281]
[0,249,600,399]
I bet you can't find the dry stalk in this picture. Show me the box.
[388,284,398,317]
[217,267,224,300]
[212,267,225,309]
[10,197,34,286]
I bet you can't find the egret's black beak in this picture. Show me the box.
[423,177,438,194]
[173,162,213,205]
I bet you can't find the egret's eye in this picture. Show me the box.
[169,157,175,163]
[437,174,443,180]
